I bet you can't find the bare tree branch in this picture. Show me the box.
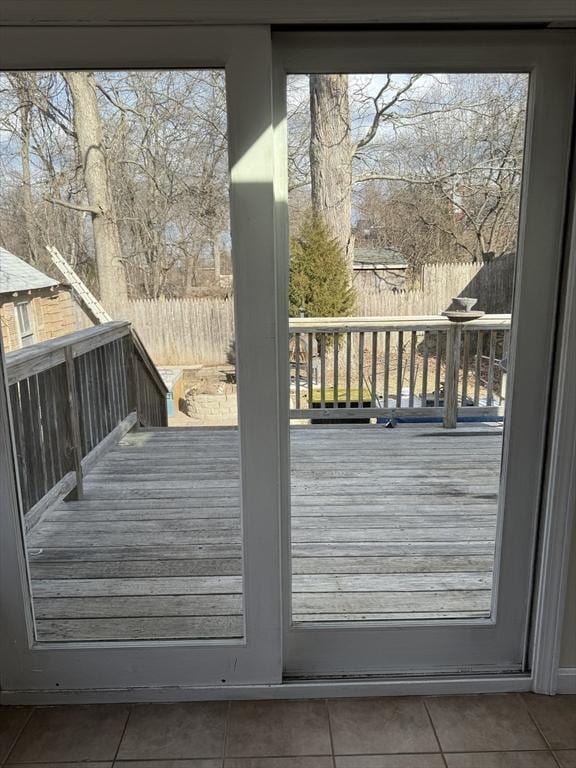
[44,196,99,215]
[353,74,422,153]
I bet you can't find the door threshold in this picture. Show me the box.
[0,673,533,705]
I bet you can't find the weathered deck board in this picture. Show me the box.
[36,616,243,641]
[27,424,502,641]
[35,594,243,618]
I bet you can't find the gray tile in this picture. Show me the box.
[8,705,129,763]
[117,703,227,760]
[328,697,439,755]
[555,752,576,768]
[335,756,445,767]
[0,708,32,763]
[523,695,576,750]
[225,760,333,767]
[115,763,221,768]
[226,700,331,757]
[426,694,546,752]
[9,764,112,768]
[444,752,557,767]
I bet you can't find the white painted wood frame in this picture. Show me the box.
[0,25,283,692]
[0,25,575,699]
[273,30,576,679]
[531,132,576,694]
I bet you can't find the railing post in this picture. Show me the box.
[64,346,84,499]
[127,336,140,427]
[500,329,510,405]
[443,324,461,429]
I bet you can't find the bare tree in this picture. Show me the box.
[309,75,354,262]
[307,73,423,266]
[0,69,526,307]
[364,74,527,266]
[294,72,527,274]
[63,72,129,312]
[100,70,229,298]
[0,70,233,302]
[6,74,39,264]
[0,72,92,278]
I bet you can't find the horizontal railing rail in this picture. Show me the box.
[288,314,511,428]
[6,321,130,386]
[6,321,167,526]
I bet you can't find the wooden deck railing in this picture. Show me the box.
[6,321,167,526]
[289,314,511,428]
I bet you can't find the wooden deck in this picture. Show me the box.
[27,424,502,641]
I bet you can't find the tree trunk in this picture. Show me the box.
[20,96,37,264]
[309,74,354,265]
[185,253,197,294]
[64,72,129,314]
[10,74,38,264]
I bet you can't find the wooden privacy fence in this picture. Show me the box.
[288,315,511,428]
[6,321,167,527]
[357,259,515,317]
[126,297,235,366]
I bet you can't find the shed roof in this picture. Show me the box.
[0,247,59,294]
[353,246,407,267]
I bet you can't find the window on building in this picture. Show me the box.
[15,301,35,347]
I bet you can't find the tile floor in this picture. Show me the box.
[0,694,575,768]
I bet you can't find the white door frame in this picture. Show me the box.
[0,24,575,701]
[273,30,576,680]
[531,137,576,695]
[0,25,284,693]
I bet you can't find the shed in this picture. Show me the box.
[352,246,408,291]
[0,247,91,352]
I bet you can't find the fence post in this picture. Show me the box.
[64,346,84,498]
[443,324,461,429]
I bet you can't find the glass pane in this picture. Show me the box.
[20,333,35,347]
[16,302,32,335]
[0,69,243,642]
[287,72,529,624]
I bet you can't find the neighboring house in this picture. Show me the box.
[0,247,90,352]
[353,246,408,291]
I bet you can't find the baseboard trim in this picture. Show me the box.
[556,667,576,694]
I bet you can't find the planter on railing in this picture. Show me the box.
[5,321,168,525]
[288,314,511,428]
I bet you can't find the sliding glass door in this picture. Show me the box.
[0,27,574,696]
[274,30,576,678]
[0,25,283,692]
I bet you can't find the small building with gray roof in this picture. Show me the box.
[0,247,90,352]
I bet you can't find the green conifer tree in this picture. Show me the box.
[289,212,355,318]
